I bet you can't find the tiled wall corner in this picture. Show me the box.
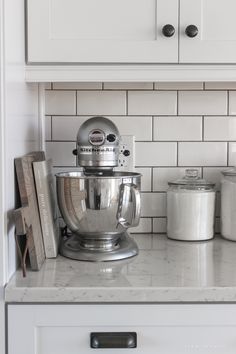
[45,82,236,234]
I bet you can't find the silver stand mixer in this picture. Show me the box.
[56,117,141,261]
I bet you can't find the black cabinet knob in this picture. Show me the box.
[162,24,175,37]
[185,25,198,38]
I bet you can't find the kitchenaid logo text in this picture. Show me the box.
[79,147,116,153]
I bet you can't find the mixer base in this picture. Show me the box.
[60,232,139,262]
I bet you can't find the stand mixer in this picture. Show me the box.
[56,117,141,261]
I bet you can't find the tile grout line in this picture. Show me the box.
[75,90,78,115]
[151,116,154,141]
[176,142,179,167]
[151,167,154,193]
[202,115,204,141]
[227,90,229,115]
[126,91,128,116]
[227,91,229,166]
[176,90,179,116]
[50,115,52,141]
[227,142,229,166]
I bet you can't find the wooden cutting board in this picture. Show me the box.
[14,151,46,270]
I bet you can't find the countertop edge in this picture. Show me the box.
[5,286,236,303]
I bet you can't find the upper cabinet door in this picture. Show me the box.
[27,0,178,64]
[180,0,236,63]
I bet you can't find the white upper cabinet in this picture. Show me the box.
[27,0,178,63]
[180,0,236,63]
[26,0,236,81]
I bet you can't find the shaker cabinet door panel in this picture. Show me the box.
[8,304,236,354]
[27,0,178,63]
[180,0,236,63]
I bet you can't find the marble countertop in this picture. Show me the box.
[5,234,236,303]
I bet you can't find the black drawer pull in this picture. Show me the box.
[90,332,137,349]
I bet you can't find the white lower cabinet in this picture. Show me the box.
[7,304,236,354]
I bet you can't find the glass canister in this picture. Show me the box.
[167,169,216,241]
[221,168,236,241]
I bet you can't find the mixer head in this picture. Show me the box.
[74,117,120,174]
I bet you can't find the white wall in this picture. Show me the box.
[45,81,236,234]
[0,1,5,353]
[0,0,39,353]
[4,0,39,280]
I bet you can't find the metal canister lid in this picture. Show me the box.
[168,169,215,190]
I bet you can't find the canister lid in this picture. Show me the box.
[221,167,236,176]
[168,169,215,190]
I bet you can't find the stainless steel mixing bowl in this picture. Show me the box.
[56,171,141,241]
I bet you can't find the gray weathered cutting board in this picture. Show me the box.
[14,151,46,270]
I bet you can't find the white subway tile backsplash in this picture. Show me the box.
[153,167,201,191]
[178,142,227,166]
[128,91,177,115]
[109,116,152,141]
[45,116,51,141]
[104,82,153,90]
[202,167,225,191]
[45,82,234,234]
[134,168,152,192]
[52,116,88,140]
[229,91,236,115]
[45,90,76,115]
[46,142,76,166]
[52,115,152,141]
[53,82,102,90]
[130,218,152,234]
[154,82,203,90]
[204,116,236,141]
[153,218,167,233]
[178,91,227,115]
[77,91,126,115]
[154,116,202,141]
[228,142,236,165]
[136,142,177,167]
[141,193,166,217]
[205,82,236,90]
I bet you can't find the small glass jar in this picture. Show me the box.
[221,168,236,241]
[167,169,216,241]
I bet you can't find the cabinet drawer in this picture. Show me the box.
[8,304,236,354]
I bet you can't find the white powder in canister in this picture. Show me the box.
[167,189,216,241]
[221,179,236,241]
